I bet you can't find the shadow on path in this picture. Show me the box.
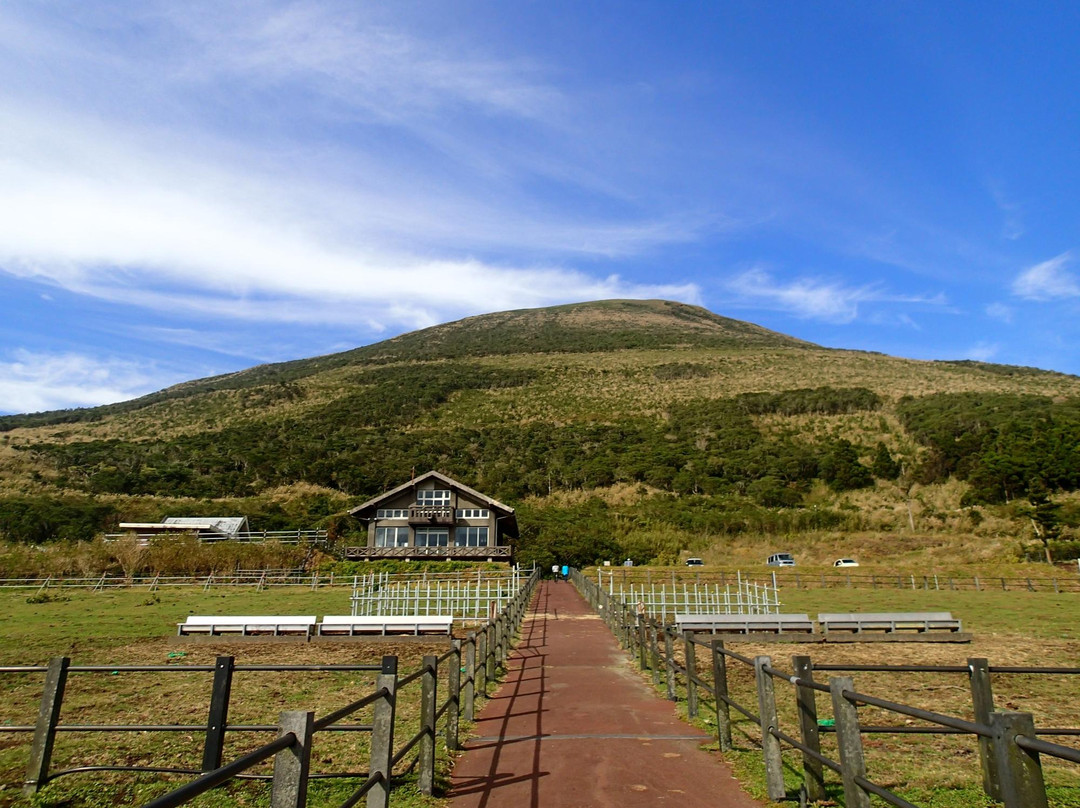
[447,581,763,808]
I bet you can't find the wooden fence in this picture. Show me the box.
[597,566,1080,594]
[2,568,539,806]
[574,568,1080,808]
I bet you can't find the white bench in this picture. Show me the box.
[178,615,317,637]
[818,612,962,634]
[674,613,815,634]
[317,615,454,636]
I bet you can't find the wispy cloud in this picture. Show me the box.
[1012,252,1080,301]
[964,342,1000,362]
[986,302,1014,323]
[0,350,169,414]
[725,267,944,324]
[988,182,1024,241]
[0,95,700,333]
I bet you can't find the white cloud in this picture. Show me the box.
[0,351,169,414]
[965,342,1000,362]
[1012,252,1080,301]
[725,267,943,324]
[0,105,701,331]
[988,182,1024,241]
[986,302,1013,323]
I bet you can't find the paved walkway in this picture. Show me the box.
[448,581,763,808]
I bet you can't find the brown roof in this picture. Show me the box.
[349,471,516,528]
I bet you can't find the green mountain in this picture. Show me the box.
[2,299,1080,562]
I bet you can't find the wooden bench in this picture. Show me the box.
[177,615,317,637]
[818,612,962,634]
[316,615,454,636]
[674,613,815,634]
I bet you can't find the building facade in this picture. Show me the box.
[346,471,517,561]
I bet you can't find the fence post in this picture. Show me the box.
[792,655,825,804]
[712,640,732,751]
[418,655,438,795]
[271,710,314,808]
[464,632,476,721]
[203,655,235,772]
[486,620,497,683]
[664,626,677,700]
[969,657,1000,801]
[637,615,647,671]
[23,656,69,796]
[829,676,871,808]
[447,640,461,751]
[684,631,698,717]
[476,629,488,696]
[649,621,661,685]
[989,711,1048,808]
[368,656,397,808]
[754,656,786,801]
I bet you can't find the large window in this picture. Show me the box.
[375,508,408,519]
[374,527,409,547]
[416,489,451,506]
[455,526,489,547]
[456,508,489,519]
[414,528,449,547]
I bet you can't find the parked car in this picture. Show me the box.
[685,557,705,566]
[767,552,796,567]
[834,558,859,567]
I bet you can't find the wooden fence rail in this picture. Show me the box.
[596,566,1080,594]
[2,568,539,805]
[573,567,1080,808]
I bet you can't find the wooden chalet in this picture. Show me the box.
[346,471,516,561]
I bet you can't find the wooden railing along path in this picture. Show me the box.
[2,569,540,806]
[574,568,1080,808]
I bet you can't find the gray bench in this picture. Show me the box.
[317,615,454,636]
[674,613,815,634]
[818,612,962,634]
[178,615,317,637]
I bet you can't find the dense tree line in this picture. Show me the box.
[897,393,1080,503]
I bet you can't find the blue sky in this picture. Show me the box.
[2,2,1079,414]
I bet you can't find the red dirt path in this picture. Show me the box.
[447,580,764,808]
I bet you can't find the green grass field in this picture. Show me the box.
[4,581,1080,806]
[0,586,480,808]
[640,585,1080,807]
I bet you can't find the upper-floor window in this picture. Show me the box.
[375,508,409,519]
[416,489,451,506]
[456,508,489,519]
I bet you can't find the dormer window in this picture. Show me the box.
[416,489,451,506]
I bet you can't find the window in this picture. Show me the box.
[455,526,489,547]
[417,489,451,506]
[456,508,489,519]
[414,528,449,547]
[375,508,408,519]
[375,527,409,547]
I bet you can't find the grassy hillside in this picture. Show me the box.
[2,299,1080,569]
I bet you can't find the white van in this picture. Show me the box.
[767,552,795,567]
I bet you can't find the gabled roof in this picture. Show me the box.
[162,516,249,535]
[349,471,515,518]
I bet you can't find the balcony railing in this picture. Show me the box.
[408,506,455,525]
[345,545,512,560]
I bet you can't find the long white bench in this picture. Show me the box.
[818,612,962,634]
[317,615,454,636]
[178,615,317,637]
[674,613,815,634]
